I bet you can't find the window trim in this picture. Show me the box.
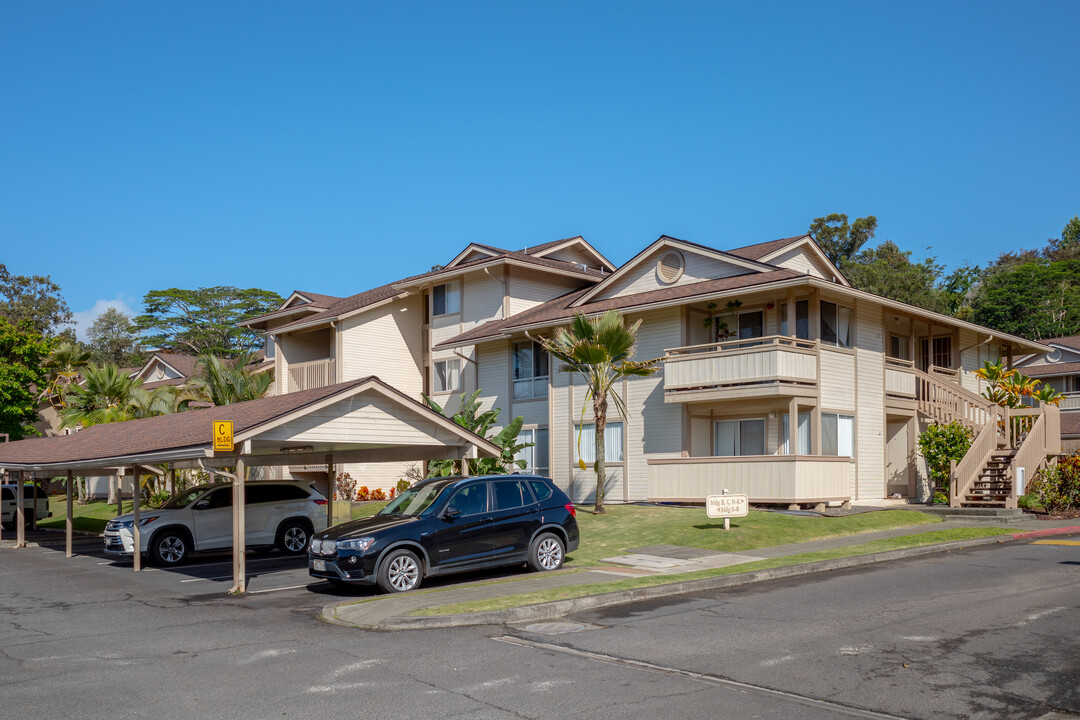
[713,417,767,457]
[432,358,461,394]
[512,341,549,400]
[515,426,550,478]
[575,421,625,464]
[432,281,461,317]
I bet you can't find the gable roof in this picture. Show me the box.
[726,235,809,261]
[436,268,803,348]
[132,353,200,382]
[569,235,779,307]
[524,236,617,273]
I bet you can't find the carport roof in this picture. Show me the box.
[0,378,501,472]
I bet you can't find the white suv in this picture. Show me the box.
[1,484,51,528]
[104,481,328,566]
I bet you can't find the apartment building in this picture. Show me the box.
[244,234,1059,507]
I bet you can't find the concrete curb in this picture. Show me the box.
[1012,525,1080,540]
[331,534,1023,630]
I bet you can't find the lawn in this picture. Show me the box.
[564,503,940,566]
[38,497,120,534]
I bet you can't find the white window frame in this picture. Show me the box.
[575,422,624,463]
[432,358,460,394]
[820,300,852,348]
[821,413,855,457]
[512,341,549,400]
[781,412,812,455]
[713,418,766,457]
[515,427,550,477]
[432,281,460,317]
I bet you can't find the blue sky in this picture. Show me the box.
[2,2,1077,337]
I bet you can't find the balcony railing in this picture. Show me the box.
[647,455,852,503]
[885,357,917,399]
[663,335,818,402]
[287,358,336,393]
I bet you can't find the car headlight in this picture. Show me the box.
[336,537,375,552]
[138,516,159,526]
[310,538,322,554]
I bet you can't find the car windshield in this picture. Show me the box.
[377,483,449,517]
[159,487,212,509]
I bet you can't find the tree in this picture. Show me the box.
[808,213,878,269]
[60,363,143,428]
[917,421,973,503]
[843,241,947,313]
[0,264,73,338]
[0,319,52,440]
[539,311,660,514]
[182,352,273,407]
[970,259,1080,339]
[422,389,531,476]
[39,342,92,409]
[87,307,144,367]
[135,287,284,357]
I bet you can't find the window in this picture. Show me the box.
[528,480,553,502]
[513,341,549,399]
[889,335,909,361]
[265,335,276,359]
[780,300,810,339]
[515,428,550,477]
[492,480,530,510]
[433,359,460,393]
[204,489,233,509]
[432,281,460,316]
[821,413,855,457]
[714,418,766,456]
[446,482,488,516]
[820,301,852,348]
[576,422,624,463]
[932,336,953,369]
[738,311,764,340]
[781,412,812,455]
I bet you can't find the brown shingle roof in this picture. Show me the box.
[0,379,373,467]
[1044,335,1080,352]
[726,235,808,261]
[436,268,803,348]
[1060,412,1080,437]
[152,353,200,378]
[1021,362,1080,378]
[270,250,607,335]
[294,291,341,307]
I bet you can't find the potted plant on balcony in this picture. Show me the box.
[703,300,742,343]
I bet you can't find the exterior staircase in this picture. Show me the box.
[960,449,1015,507]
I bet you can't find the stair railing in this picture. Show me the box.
[1004,406,1059,509]
[949,406,1000,508]
[912,366,994,431]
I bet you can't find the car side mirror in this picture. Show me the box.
[194,499,211,510]
[442,507,461,520]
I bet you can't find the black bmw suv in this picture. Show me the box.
[308,474,579,593]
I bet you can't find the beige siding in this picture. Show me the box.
[550,362,572,492]
[569,467,624,504]
[626,307,684,501]
[462,270,505,332]
[538,245,599,268]
[339,296,423,399]
[769,246,830,279]
[648,457,853,502]
[598,248,752,301]
[278,328,332,395]
[259,395,460,445]
[819,348,856,411]
[958,328,981,394]
[855,300,885,499]
[507,268,583,317]
[476,340,511,420]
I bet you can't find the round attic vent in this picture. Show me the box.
[657,251,685,284]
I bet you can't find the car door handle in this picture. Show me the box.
[528,508,540,514]
[483,517,494,522]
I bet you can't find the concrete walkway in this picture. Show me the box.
[329,514,1080,630]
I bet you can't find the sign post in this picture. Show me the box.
[706,490,748,530]
[213,421,234,453]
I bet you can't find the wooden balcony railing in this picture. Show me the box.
[663,335,818,400]
[287,358,336,393]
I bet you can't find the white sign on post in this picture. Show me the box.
[707,493,748,520]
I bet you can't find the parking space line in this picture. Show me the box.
[1032,539,1080,546]
[247,584,308,594]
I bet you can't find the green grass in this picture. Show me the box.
[410,526,1013,616]
[563,504,940,567]
[37,497,119,534]
[349,500,390,520]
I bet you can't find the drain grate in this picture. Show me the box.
[520,622,591,635]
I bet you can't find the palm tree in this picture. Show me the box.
[539,311,661,514]
[182,352,272,407]
[40,342,92,408]
[60,363,143,428]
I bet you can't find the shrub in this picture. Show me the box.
[396,478,412,494]
[356,485,370,501]
[371,488,386,501]
[149,490,171,507]
[917,421,973,501]
[1027,455,1080,511]
[388,488,396,499]
[335,472,356,502]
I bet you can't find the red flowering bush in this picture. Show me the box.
[1027,454,1080,511]
[371,488,386,501]
[356,485,371,501]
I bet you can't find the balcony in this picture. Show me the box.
[885,357,917,400]
[647,455,852,504]
[663,335,818,403]
[287,358,336,393]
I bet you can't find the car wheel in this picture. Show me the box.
[528,533,565,572]
[377,549,422,593]
[151,529,190,566]
[276,520,311,555]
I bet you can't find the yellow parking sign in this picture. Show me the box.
[213,421,234,452]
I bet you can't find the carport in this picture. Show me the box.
[0,377,501,592]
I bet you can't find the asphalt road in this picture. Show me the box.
[1,536,1077,719]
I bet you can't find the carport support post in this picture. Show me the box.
[65,469,73,558]
[132,468,141,572]
[325,454,333,527]
[115,471,124,517]
[30,479,37,531]
[230,457,247,594]
[15,470,26,548]
[169,467,176,496]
